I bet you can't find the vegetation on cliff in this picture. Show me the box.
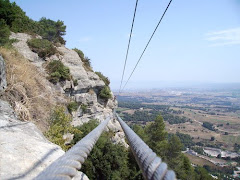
[0,19,11,46]
[67,101,78,114]
[95,71,112,100]
[45,106,83,151]
[27,38,57,58]
[46,60,71,84]
[73,48,92,71]
[96,71,110,86]
[0,48,66,130]
[0,0,66,45]
[99,85,112,99]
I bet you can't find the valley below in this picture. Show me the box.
[115,87,240,178]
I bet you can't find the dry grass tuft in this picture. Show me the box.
[0,47,68,131]
[88,88,95,95]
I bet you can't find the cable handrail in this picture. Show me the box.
[35,112,176,180]
[35,117,111,180]
[115,112,176,180]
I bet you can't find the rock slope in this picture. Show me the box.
[9,32,127,147]
[0,99,64,179]
[0,55,7,91]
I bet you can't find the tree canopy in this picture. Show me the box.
[133,114,213,180]
[0,0,66,45]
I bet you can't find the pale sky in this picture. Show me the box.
[13,0,240,90]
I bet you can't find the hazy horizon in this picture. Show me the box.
[111,81,240,92]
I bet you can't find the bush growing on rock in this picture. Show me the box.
[83,56,92,71]
[67,101,78,114]
[99,85,112,99]
[80,104,88,113]
[27,38,56,58]
[73,79,78,86]
[73,48,92,71]
[0,19,10,46]
[38,17,66,44]
[45,106,81,151]
[95,71,110,86]
[73,48,84,61]
[46,60,71,84]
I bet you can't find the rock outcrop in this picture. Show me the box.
[0,55,7,91]
[9,32,127,146]
[0,100,64,179]
[0,99,90,179]
[10,32,41,63]
[0,32,129,179]
[9,32,119,123]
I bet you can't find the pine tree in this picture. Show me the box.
[145,114,168,158]
[0,19,10,46]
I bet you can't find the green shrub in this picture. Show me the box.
[73,79,78,86]
[46,60,71,83]
[0,19,10,46]
[95,72,110,86]
[67,101,78,113]
[73,48,84,60]
[99,85,112,99]
[38,18,66,44]
[45,106,81,151]
[83,56,92,71]
[81,104,88,113]
[27,38,56,58]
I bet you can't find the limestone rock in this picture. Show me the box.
[57,46,87,80]
[112,132,129,148]
[63,133,74,145]
[106,98,118,109]
[45,54,60,61]
[71,114,93,127]
[87,71,105,87]
[7,32,127,156]
[10,32,42,62]
[75,93,97,105]
[107,118,122,132]
[0,100,64,179]
[62,80,73,90]
[56,46,106,91]
[0,55,7,91]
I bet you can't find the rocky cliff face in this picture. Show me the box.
[0,99,64,179]
[0,55,7,91]
[9,32,127,147]
[0,50,91,179]
[0,52,64,179]
[0,32,128,179]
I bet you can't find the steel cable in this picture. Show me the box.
[119,0,139,93]
[122,0,173,91]
[35,117,111,180]
[115,112,176,180]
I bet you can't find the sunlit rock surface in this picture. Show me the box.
[0,100,64,179]
[0,55,7,91]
